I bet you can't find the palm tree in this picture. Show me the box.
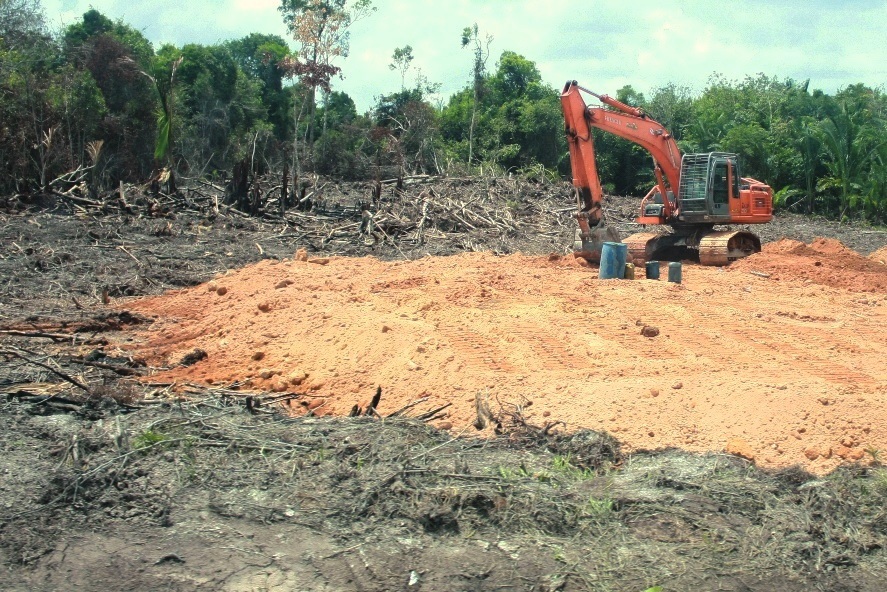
[818,103,882,219]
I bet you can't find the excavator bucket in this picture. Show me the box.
[573,222,621,262]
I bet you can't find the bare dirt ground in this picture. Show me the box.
[123,240,887,475]
[2,177,887,591]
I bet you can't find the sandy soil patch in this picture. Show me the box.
[123,240,887,473]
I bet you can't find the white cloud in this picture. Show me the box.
[39,0,887,112]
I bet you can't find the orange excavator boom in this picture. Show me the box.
[561,81,682,220]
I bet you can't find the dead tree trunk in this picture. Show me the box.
[228,158,250,211]
[280,152,289,217]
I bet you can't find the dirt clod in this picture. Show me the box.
[640,325,660,337]
[178,348,207,366]
[288,370,308,385]
[726,437,756,461]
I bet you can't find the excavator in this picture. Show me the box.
[560,81,773,266]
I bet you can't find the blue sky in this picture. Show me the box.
[41,0,887,112]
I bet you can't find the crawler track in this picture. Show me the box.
[623,232,661,265]
[698,230,762,265]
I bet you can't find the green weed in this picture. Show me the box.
[133,429,168,450]
[583,497,614,520]
[311,447,330,464]
[552,454,594,480]
[534,470,552,483]
[497,465,529,481]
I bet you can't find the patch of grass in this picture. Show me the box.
[497,465,530,481]
[552,454,595,480]
[133,429,168,450]
[583,497,614,521]
[871,468,887,494]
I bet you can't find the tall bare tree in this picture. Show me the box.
[461,23,492,166]
[389,45,413,90]
[278,0,373,173]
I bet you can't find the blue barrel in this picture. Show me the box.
[667,261,682,283]
[599,242,627,279]
[645,260,660,280]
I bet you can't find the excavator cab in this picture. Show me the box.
[677,152,739,223]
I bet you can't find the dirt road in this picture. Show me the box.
[124,238,887,474]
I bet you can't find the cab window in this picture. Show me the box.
[712,162,728,205]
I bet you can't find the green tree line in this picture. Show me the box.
[1,0,885,222]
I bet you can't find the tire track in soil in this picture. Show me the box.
[437,326,518,373]
[506,323,579,371]
[741,326,880,389]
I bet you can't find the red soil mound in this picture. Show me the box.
[120,248,887,475]
[762,238,807,255]
[870,245,887,265]
[731,237,887,292]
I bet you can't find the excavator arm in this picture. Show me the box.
[560,81,684,259]
[561,81,683,214]
[560,82,606,230]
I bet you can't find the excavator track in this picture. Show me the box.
[623,233,661,265]
[698,230,761,266]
